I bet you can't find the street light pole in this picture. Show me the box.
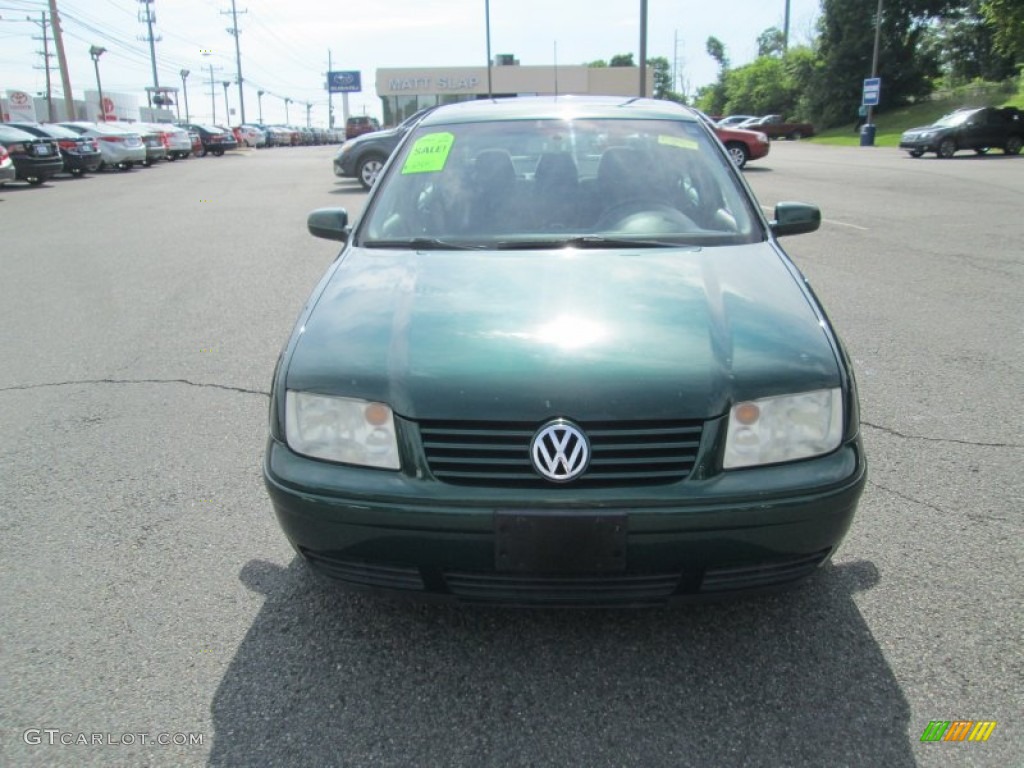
[257,90,264,123]
[222,80,231,124]
[89,45,106,121]
[484,0,492,98]
[285,97,291,124]
[639,0,648,97]
[180,69,190,122]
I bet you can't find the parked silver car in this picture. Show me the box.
[59,122,147,170]
[142,122,192,160]
[0,143,18,186]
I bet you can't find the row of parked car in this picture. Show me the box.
[0,120,344,186]
[333,106,775,191]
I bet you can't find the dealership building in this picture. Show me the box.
[375,57,652,125]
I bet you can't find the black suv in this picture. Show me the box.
[900,106,1023,158]
[333,108,434,190]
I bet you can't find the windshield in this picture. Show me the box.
[933,110,975,128]
[359,116,761,249]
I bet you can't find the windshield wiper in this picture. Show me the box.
[361,238,486,251]
[493,236,699,250]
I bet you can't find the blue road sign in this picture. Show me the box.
[328,71,362,94]
[863,77,881,107]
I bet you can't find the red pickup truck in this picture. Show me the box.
[740,115,815,140]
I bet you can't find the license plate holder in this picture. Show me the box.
[495,511,627,573]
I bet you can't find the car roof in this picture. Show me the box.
[416,95,700,127]
[0,124,39,140]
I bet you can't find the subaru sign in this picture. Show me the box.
[328,71,361,93]
[862,77,881,107]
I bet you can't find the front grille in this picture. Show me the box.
[444,571,682,605]
[419,419,704,488]
[700,549,831,592]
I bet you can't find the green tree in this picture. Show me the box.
[705,37,729,71]
[981,0,1024,62]
[921,2,1017,84]
[806,0,945,128]
[610,53,636,67]
[648,56,686,103]
[585,59,609,68]
[718,46,817,118]
[757,27,787,58]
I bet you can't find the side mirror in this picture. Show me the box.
[770,201,820,237]
[307,208,349,242]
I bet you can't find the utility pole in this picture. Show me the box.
[47,0,75,120]
[305,101,312,128]
[222,0,247,124]
[202,53,222,123]
[29,12,56,121]
[783,0,791,52]
[138,0,161,107]
[284,97,291,124]
[257,89,264,123]
[207,64,220,122]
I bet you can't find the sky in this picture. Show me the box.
[0,0,821,126]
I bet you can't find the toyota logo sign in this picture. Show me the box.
[530,420,590,482]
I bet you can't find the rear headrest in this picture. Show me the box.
[534,152,578,188]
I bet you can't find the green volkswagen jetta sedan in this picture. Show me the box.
[263,96,866,606]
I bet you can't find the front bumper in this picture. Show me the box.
[264,435,866,606]
[899,136,937,152]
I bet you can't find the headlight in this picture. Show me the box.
[285,391,400,469]
[755,132,768,143]
[723,388,843,469]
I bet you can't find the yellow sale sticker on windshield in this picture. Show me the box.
[658,135,698,150]
[402,132,454,174]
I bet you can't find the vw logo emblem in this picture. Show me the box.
[530,420,590,482]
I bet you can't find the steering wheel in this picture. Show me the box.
[594,199,695,233]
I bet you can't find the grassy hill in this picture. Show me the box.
[812,79,1023,147]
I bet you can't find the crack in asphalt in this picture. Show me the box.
[0,378,270,397]
[867,480,950,516]
[860,420,1021,449]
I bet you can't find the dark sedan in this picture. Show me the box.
[180,123,238,156]
[8,122,103,176]
[266,96,866,606]
[0,124,63,184]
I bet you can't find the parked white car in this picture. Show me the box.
[235,124,266,148]
[58,122,147,170]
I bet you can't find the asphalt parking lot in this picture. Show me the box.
[1,141,1021,767]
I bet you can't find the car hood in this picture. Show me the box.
[904,123,944,134]
[285,244,841,421]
